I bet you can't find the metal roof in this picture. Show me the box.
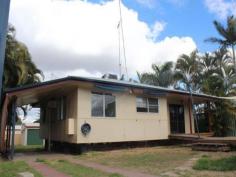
[5,76,220,100]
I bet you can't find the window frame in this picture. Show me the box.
[91,92,116,118]
[56,96,67,121]
[136,96,159,113]
[148,97,159,113]
[60,96,67,120]
[136,97,148,112]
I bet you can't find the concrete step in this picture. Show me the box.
[192,143,231,152]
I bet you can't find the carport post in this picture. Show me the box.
[0,0,11,104]
[10,99,16,159]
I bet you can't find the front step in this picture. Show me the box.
[192,143,231,152]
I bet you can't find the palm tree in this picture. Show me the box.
[206,16,236,72]
[200,48,235,96]
[4,25,43,89]
[137,61,174,87]
[174,50,201,91]
[199,52,216,76]
[215,64,236,96]
[174,50,201,136]
[214,47,232,70]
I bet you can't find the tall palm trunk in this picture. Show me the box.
[232,44,236,73]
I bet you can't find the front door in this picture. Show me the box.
[169,104,185,133]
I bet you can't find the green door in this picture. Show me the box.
[27,129,43,145]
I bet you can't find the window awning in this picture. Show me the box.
[95,83,127,92]
[143,89,167,96]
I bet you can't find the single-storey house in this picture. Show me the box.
[0,76,218,155]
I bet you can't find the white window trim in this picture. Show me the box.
[91,92,116,118]
[136,97,159,113]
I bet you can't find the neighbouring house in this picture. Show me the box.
[0,76,219,155]
[21,123,43,146]
[14,125,22,145]
[5,123,42,147]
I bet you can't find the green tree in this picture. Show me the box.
[199,48,235,96]
[198,48,236,136]
[4,25,43,89]
[214,47,231,70]
[206,16,236,72]
[174,50,201,91]
[137,61,174,87]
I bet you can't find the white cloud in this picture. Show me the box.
[9,0,197,80]
[148,21,166,40]
[44,69,102,81]
[205,0,236,19]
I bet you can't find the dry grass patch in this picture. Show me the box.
[78,146,197,176]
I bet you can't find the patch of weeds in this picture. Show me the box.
[109,173,123,177]
[35,158,46,163]
[193,156,236,171]
[58,159,67,163]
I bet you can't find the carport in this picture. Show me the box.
[0,78,80,159]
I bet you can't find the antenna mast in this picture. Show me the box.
[118,0,129,79]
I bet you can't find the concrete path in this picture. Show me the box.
[69,158,157,177]
[27,159,70,177]
[15,152,158,177]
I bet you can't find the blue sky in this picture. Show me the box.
[88,0,234,52]
[9,0,236,81]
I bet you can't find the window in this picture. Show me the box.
[91,92,116,117]
[56,96,67,120]
[92,93,104,117]
[136,97,148,112]
[105,94,116,117]
[136,97,159,113]
[148,98,159,113]
[60,96,67,120]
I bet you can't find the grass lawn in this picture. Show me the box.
[15,145,44,153]
[78,146,197,176]
[37,158,123,177]
[193,155,236,171]
[0,160,42,177]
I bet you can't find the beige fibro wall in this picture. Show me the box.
[40,85,194,144]
[76,87,170,144]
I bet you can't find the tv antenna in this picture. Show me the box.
[117,0,129,79]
